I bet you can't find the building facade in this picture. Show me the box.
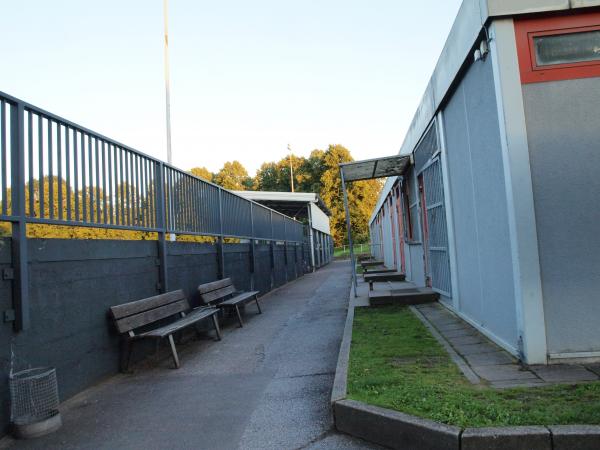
[370,0,600,365]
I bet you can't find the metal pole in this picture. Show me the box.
[340,169,358,297]
[163,0,173,165]
[11,102,29,330]
[288,144,294,193]
[156,162,169,293]
[306,204,316,272]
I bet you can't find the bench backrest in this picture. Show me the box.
[110,290,189,334]
[198,278,236,305]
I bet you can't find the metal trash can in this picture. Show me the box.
[9,367,62,439]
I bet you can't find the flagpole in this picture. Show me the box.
[164,0,173,165]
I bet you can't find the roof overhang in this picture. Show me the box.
[232,191,332,217]
[339,155,412,182]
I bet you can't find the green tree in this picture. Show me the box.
[213,161,253,191]
[189,166,213,182]
[254,155,306,192]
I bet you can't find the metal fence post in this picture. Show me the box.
[249,202,256,290]
[11,102,29,331]
[217,188,225,279]
[269,210,274,289]
[156,162,169,293]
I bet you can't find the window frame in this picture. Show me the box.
[515,11,600,84]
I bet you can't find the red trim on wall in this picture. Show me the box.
[515,11,600,84]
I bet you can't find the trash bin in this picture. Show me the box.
[9,367,62,439]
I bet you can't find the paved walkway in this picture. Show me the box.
[1,261,381,450]
[415,302,600,388]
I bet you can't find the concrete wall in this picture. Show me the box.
[522,77,600,356]
[441,56,519,352]
[0,237,309,437]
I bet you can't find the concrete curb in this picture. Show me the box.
[331,290,600,450]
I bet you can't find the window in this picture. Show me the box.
[516,12,600,84]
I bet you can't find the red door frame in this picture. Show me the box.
[395,187,406,273]
[418,174,432,287]
[389,197,398,270]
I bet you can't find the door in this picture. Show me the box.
[418,174,431,287]
[420,158,452,295]
[395,188,406,273]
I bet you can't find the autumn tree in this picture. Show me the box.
[190,166,213,182]
[213,161,253,191]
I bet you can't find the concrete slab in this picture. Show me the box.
[335,399,461,450]
[586,364,600,377]
[491,380,549,389]
[549,425,600,450]
[463,351,516,367]
[530,365,599,383]
[445,335,485,346]
[462,426,551,450]
[472,365,539,382]
[452,342,500,356]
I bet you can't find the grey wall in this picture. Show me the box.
[442,56,519,351]
[0,240,13,436]
[523,77,600,355]
[0,237,310,437]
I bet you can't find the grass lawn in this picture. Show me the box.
[348,306,600,428]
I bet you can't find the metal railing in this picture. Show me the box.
[0,90,305,330]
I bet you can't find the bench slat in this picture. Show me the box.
[110,290,186,320]
[218,291,259,307]
[200,285,236,304]
[136,307,219,339]
[197,278,233,295]
[115,299,189,333]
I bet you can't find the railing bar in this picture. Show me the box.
[148,161,154,228]
[119,146,124,226]
[185,174,192,232]
[48,119,54,219]
[1,102,7,216]
[87,134,94,223]
[65,127,71,221]
[168,168,174,230]
[57,123,63,220]
[27,110,34,217]
[81,131,86,222]
[101,140,107,224]
[122,148,128,226]
[135,153,141,227]
[143,158,150,226]
[108,143,114,225]
[74,130,79,221]
[194,178,201,232]
[95,137,101,223]
[38,115,44,218]
[130,151,135,227]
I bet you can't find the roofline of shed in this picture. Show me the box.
[369,0,600,226]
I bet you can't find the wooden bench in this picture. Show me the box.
[198,278,261,328]
[110,290,221,370]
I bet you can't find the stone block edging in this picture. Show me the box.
[331,286,600,449]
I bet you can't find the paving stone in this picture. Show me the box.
[472,364,539,382]
[446,335,484,346]
[441,328,479,338]
[463,351,516,367]
[462,426,551,450]
[584,363,600,377]
[452,342,499,355]
[529,364,599,383]
[491,380,549,389]
[436,323,471,333]
[549,425,600,450]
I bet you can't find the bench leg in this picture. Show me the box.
[234,305,244,328]
[168,334,180,369]
[369,281,373,291]
[121,339,134,373]
[212,314,222,341]
[255,295,262,314]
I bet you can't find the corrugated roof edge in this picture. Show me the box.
[369,0,600,226]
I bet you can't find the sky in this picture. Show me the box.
[1,0,462,175]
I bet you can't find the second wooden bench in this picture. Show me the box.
[198,278,261,327]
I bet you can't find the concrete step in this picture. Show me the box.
[368,287,440,306]
[363,267,396,276]
[364,272,407,290]
[360,260,384,267]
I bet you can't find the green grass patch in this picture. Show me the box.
[348,306,600,428]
